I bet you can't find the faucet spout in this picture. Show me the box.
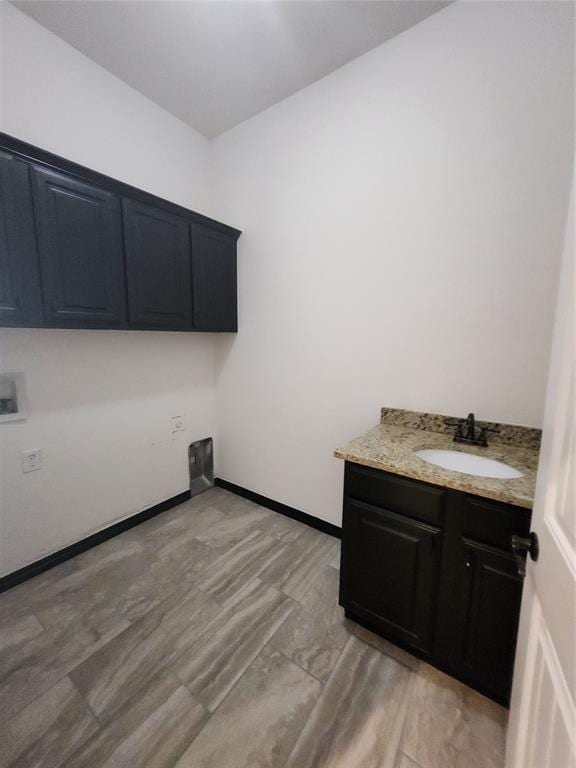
[464,413,476,440]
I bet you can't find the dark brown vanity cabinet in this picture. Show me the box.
[340,461,530,705]
[0,132,240,332]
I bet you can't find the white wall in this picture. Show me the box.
[0,1,573,571]
[0,3,217,575]
[211,1,575,526]
[0,2,212,213]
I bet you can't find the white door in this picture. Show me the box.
[506,179,575,767]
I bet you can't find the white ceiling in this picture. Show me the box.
[13,1,452,138]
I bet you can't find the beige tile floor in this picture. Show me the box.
[0,487,507,768]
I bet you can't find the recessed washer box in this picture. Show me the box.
[189,438,214,497]
[0,373,28,423]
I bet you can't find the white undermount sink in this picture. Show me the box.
[414,449,523,479]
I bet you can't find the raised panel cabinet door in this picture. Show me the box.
[32,167,127,327]
[453,538,523,702]
[0,152,42,326]
[341,498,442,654]
[191,225,237,332]
[123,199,192,329]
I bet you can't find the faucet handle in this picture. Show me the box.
[477,425,500,446]
[478,424,500,438]
[444,417,464,427]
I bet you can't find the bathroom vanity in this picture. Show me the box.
[335,408,541,705]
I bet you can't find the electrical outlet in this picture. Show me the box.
[171,415,185,433]
[22,448,42,473]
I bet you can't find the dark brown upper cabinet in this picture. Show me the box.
[32,167,127,328]
[123,199,192,330]
[191,225,238,332]
[0,132,240,333]
[0,151,42,326]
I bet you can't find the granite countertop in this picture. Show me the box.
[334,409,541,509]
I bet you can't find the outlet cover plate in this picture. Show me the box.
[171,416,185,433]
[22,448,42,473]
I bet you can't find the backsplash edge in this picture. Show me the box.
[380,408,542,451]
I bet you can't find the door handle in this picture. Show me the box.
[511,532,539,577]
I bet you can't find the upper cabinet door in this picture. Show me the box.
[123,199,192,329]
[32,167,127,327]
[191,225,237,332]
[0,152,43,326]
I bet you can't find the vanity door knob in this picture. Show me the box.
[511,532,539,577]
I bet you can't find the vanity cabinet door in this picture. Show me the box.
[341,498,442,655]
[32,167,127,327]
[435,492,529,704]
[450,539,523,702]
[0,152,43,326]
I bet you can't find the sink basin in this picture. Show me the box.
[414,449,523,479]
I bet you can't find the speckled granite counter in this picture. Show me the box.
[334,409,541,509]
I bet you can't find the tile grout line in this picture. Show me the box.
[279,632,359,768]
[267,640,329,687]
[386,663,420,768]
[284,556,339,607]
[169,589,300,714]
[167,633,325,768]
[164,640,286,765]
[67,673,102,724]
[3,673,102,768]
[2,668,74,724]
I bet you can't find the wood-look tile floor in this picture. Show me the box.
[0,488,507,768]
